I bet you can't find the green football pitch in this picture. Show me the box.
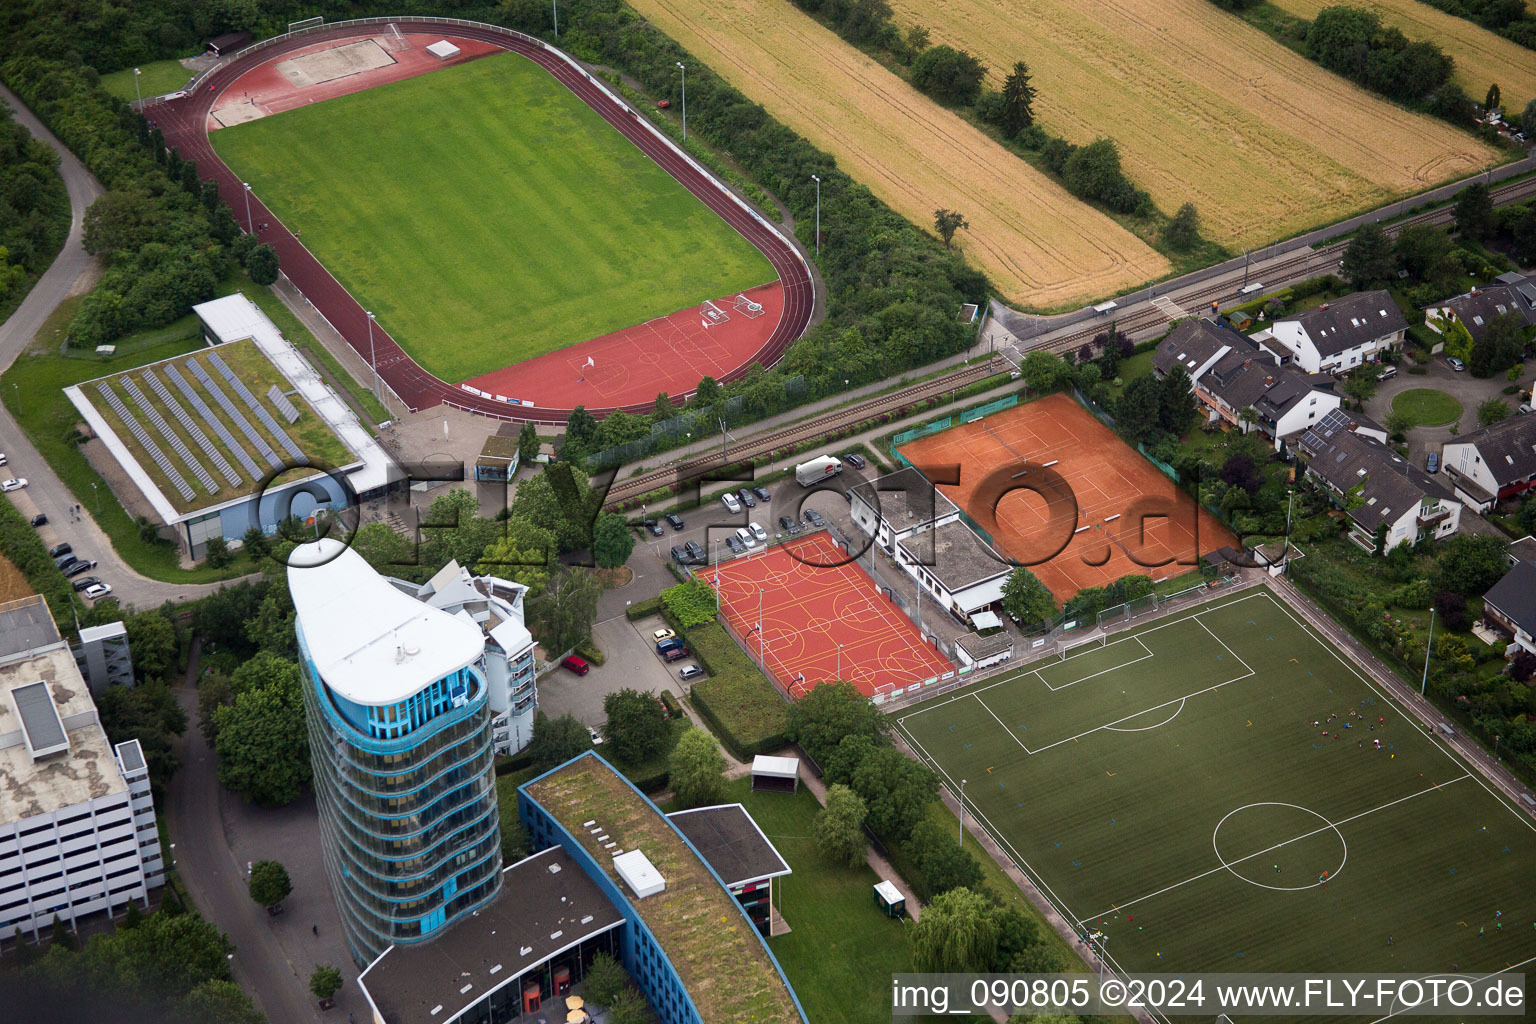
[211,53,774,383]
[897,586,1536,987]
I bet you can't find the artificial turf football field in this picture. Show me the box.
[210,52,774,383]
[896,586,1536,989]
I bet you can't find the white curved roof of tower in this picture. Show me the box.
[287,539,486,705]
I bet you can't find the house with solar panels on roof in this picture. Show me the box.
[62,293,397,560]
[1250,289,1409,374]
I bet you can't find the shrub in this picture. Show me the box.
[686,622,790,759]
[660,577,718,628]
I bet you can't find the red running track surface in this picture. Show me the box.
[697,532,956,700]
[153,23,815,424]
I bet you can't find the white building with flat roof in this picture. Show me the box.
[0,597,164,942]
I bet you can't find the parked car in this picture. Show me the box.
[662,645,690,663]
[30,513,46,528]
[1447,356,1466,372]
[678,664,705,682]
[737,488,757,508]
[684,540,705,562]
[1520,402,1533,416]
[0,478,27,492]
[752,485,772,502]
[725,535,745,554]
[804,508,826,528]
[653,628,677,644]
[656,636,684,654]
[55,554,77,571]
[670,544,692,564]
[778,514,803,535]
[721,492,742,514]
[589,728,604,745]
[71,576,102,593]
[1375,366,1397,382]
[0,452,6,465]
[842,452,867,470]
[561,655,591,675]
[48,543,72,560]
[63,559,97,578]
[665,512,685,530]
[749,522,768,544]
[82,583,112,601]
[1425,452,1439,474]
[642,518,664,537]
[736,526,758,549]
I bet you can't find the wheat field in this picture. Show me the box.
[883,0,1497,248]
[626,0,1169,307]
[1270,0,1536,108]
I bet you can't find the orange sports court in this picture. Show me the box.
[897,392,1236,603]
[697,532,954,700]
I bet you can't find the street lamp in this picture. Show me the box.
[811,174,821,256]
[1421,606,1436,695]
[958,778,968,845]
[676,62,687,142]
[242,182,252,233]
[366,311,379,401]
[133,67,142,108]
[552,0,559,37]
[758,587,765,666]
[837,643,844,681]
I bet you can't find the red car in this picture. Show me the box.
[662,646,690,663]
[561,655,591,676]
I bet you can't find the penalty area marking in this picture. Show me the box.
[1033,635,1154,692]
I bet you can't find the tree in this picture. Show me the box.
[1523,97,1536,139]
[1159,366,1198,435]
[909,887,1000,973]
[95,681,186,792]
[241,526,270,561]
[933,208,968,249]
[1340,222,1394,286]
[530,567,603,652]
[1001,566,1055,626]
[902,24,931,64]
[1454,183,1496,241]
[244,243,278,286]
[1307,6,1381,78]
[850,744,939,841]
[1116,375,1163,442]
[204,536,233,568]
[1020,349,1071,394]
[527,712,592,770]
[905,817,983,899]
[669,728,726,808]
[562,405,598,460]
[787,680,891,764]
[814,783,868,867]
[247,860,291,912]
[517,421,540,467]
[1486,83,1501,114]
[124,610,179,683]
[419,487,499,572]
[82,189,160,256]
[609,988,651,1024]
[1469,312,1529,378]
[910,45,988,105]
[604,688,669,765]
[1341,372,1378,410]
[1477,398,1510,426]
[476,517,556,598]
[584,952,628,1007]
[695,375,720,406]
[1434,535,1509,596]
[842,0,893,42]
[1384,410,1415,441]
[998,61,1037,136]
[212,671,310,807]
[309,964,343,1004]
[654,392,673,419]
[1164,203,1201,251]
[181,978,265,1024]
[592,512,636,569]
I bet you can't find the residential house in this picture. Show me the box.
[1440,415,1536,512]
[1298,412,1461,553]
[1482,560,1536,658]
[1152,318,1342,450]
[1252,290,1409,373]
[1423,273,1536,344]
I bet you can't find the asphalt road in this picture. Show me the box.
[0,85,236,608]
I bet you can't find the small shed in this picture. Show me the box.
[1229,310,1254,330]
[474,423,522,483]
[206,31,253,56]
[874,879,906,918]
[427,40,462,61]
[750,754,800,794]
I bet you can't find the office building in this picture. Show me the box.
[72,621,134,696]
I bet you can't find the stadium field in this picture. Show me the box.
[210,52,774,383]
[896,586,1536,985]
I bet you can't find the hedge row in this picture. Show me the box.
[0,496,75,624]
[685,621,791,761]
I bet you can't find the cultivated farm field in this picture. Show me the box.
[884,0,1498,249]
[1270,0,1536,108]
[625,0,1169,307]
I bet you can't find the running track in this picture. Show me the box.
[152,21,815,424]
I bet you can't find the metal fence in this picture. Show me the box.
[960,393,1019,423]
[1137,442,1180,483]
[1073,386,1116,430]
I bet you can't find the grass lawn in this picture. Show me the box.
[1391,387,1464,427]
[895,586,1536,977]
[100,58,195,102]
[1105,350,1154,400]
[211,53,774,383]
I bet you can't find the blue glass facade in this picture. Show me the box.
[298,619,503,967]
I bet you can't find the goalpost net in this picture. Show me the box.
[700,300,730,326]
[1058,630,1106,660]
[288,15,324,33]
[733,292,765,318]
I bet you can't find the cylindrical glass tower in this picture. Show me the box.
[289,541,503,967]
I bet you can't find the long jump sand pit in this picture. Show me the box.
[276,38,397,89]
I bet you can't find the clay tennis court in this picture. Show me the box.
[898,393,1236,603]
[698,532,954,700]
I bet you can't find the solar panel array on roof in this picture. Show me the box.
[188,357,284,470]
[143,370,243,487]
[165,364,263,479]
[95,382,196,502]
[208,352,307,465]
[11,680,69,760]
[266,384,300,424]
[119,376,218,496]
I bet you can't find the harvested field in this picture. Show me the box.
[883,0,1497,248]
[626,0,1168,306]
[1270,0,1536,108]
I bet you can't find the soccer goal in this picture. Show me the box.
[700,300,730,327]
[1058,630,1106,660]
[287,15,324,33]
[733,292,765,318]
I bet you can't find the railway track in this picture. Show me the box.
[603,356,1002,507]
[1031,175,1536,355]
